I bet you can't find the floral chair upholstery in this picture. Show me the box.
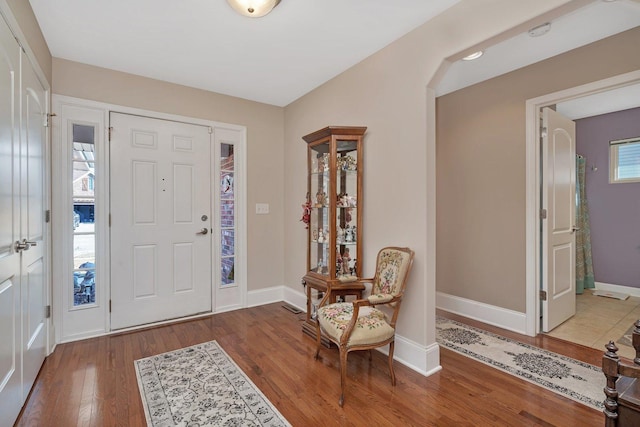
[314,247,414,406]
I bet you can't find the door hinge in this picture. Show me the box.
[540,290,547,301]
[208,127,213,134]
[109,300,112,313]
[45,113,56,128]
[45,305,51,318]
[45,209,51,223]
[540,126,548,138]
[108,126,113,141]
[540,209,547,219]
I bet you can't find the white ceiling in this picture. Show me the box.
[436,0,640,119]
[29,0,640,111]
[28,0,460,107]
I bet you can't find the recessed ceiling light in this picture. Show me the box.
[528,22,551,37]
[462,51,483,61]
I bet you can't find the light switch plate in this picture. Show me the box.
[255,203,269,214]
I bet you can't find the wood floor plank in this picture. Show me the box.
[16,303,603,426]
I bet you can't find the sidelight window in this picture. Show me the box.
[72,124,96,306]
[220,143,235,286]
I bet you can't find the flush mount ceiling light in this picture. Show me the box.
[462,51,484,61]
[227,0,281,18]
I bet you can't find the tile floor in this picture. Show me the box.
[546,289,640,359]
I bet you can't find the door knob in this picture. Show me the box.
[196,228,209,235]
[14,239,36,251]
[571,226,581,233]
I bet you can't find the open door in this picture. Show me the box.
[541,107,577,332]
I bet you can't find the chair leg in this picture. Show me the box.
[368,349,373,361]
[339,346,348,407]
[388,340,396,386]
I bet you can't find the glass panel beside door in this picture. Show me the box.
[72,124,96,307]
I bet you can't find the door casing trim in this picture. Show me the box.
[524,70,640,336]
[51,94,248,343]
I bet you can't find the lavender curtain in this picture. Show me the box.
[576,155,595,294]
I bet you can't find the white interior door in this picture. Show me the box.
[20,53,48,398]
[110,113,212,330]
[542,107,577,332]
[0,17,23,426]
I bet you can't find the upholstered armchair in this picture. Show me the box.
[314,246,414,406]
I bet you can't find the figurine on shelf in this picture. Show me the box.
[315,190,326,207]
[337,155,357,171]
[312,229,318,242]
[346,194,357,207]
[350,258,357,275]
[352,226,357,242]
[341,248,351,275]
[337,193,347,207]
[317,228,325,243]
[345,207,352,223]
[337,227,345,244]
[336,247,343,275]
[317,154,325,173]
[344,225,353,243]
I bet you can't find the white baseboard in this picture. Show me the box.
[375,336,442,377]
[595,282,640,298]
[247,285,288,307]
[284,285,441,377]
[283,285,307,312]
[436,291,527,335]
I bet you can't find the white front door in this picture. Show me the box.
[0,17,23,426]
[20,53,48,397]
[110,113,212,330]
[542,107,577,332]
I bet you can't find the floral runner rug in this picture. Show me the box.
[134,340,291,426]
[436,316,604,411]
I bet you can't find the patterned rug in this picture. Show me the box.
[134,341,291,426]
[436,317,604,411]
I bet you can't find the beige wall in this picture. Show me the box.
[53,58,286,293]
[5,0,51,83]
[436,26,640,313]
[283,0,573,346]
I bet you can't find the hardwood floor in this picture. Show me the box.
[16,304,604,426]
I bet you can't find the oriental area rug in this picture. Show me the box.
[134,341,291,427]
[436,316,605,411]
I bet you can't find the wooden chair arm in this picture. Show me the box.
[340,301,361,346]
[327,277,374,289]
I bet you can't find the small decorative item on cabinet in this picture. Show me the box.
[300,126,366,343]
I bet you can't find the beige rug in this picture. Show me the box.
[437,317,604,410]
[135,341,291,427]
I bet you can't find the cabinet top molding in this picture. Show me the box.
[302,126,367,143]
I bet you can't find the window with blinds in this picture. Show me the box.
[610,137,640,183]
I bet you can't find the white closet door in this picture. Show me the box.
[19,52,48,402]
[0,17,23,427]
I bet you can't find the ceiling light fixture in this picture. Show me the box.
[462,51,484,61]
[227,0,281,18]
[528,22,551,37]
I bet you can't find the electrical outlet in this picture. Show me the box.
[255,203,269,214]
